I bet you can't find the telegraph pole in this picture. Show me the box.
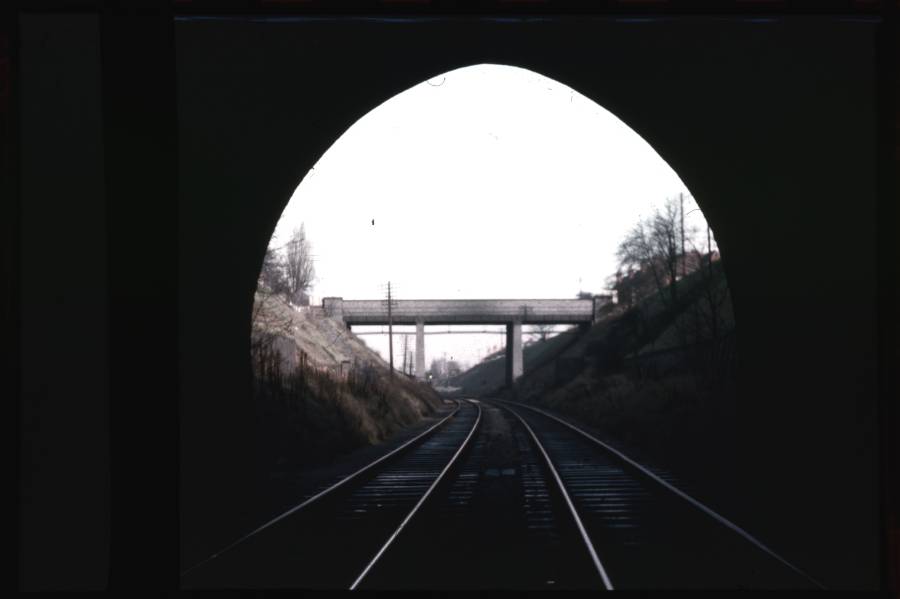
[387,281,394,377]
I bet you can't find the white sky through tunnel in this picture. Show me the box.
[268,64,712,368]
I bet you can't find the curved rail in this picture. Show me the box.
[491,401,614,590]
[350,399,483,590]
[181,399,465,579]
[495,398,826,590]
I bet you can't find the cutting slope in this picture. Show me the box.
[251,292,443,470]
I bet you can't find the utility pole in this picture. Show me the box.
[387,281,394,377]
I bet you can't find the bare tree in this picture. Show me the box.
[284,224,316,305]
[614,197,733,360]
[651,199,682,305]
[250,288,295,376]
[615,197,692,310]
[616,219,669,307]
[254,242,292,349]
[252,228,309,371]
[259,245,289,296]
[685,233,729,344]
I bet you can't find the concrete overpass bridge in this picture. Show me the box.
[322,297,607,384]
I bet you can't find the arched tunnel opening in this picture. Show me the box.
[233,64,746,590]
[175,17,881,590]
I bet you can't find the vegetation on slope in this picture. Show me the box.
[251,291,442,473]
[455,259,738,511]
[449,324,582,396]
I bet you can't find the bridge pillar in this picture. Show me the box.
[415,320,426,380]
[506,320,523,385]
[322,297,344,322]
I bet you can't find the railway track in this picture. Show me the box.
[182,396,825,590]
[181,399,481,589]
[490,399,826,590]
[355,399,608,589]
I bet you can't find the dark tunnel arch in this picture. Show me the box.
[177,18,879,588]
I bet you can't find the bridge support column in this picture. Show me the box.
[415,320,426,380]
[322,297,344,322]
[506,320,523,385]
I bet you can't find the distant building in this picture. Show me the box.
[674,249,703,281]
[674,249,719,282]
[612,250,721,307]
[612,267,656,307]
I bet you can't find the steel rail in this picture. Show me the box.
[496,398,826,590]
[180,399,464,579]
[491,401,614,590]
[349,400,483,590]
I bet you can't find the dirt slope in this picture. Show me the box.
[251,292,443,468]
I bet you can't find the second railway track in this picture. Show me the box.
[492,399,825,590]
[181,399,481,589]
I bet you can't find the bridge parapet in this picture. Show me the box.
[328,298,596,326]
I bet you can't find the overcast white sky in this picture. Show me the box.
[267,64,712,368]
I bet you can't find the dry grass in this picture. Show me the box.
[250,293,443,471]
[490,263,741,508]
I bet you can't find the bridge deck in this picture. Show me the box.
[330,298,596,325]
